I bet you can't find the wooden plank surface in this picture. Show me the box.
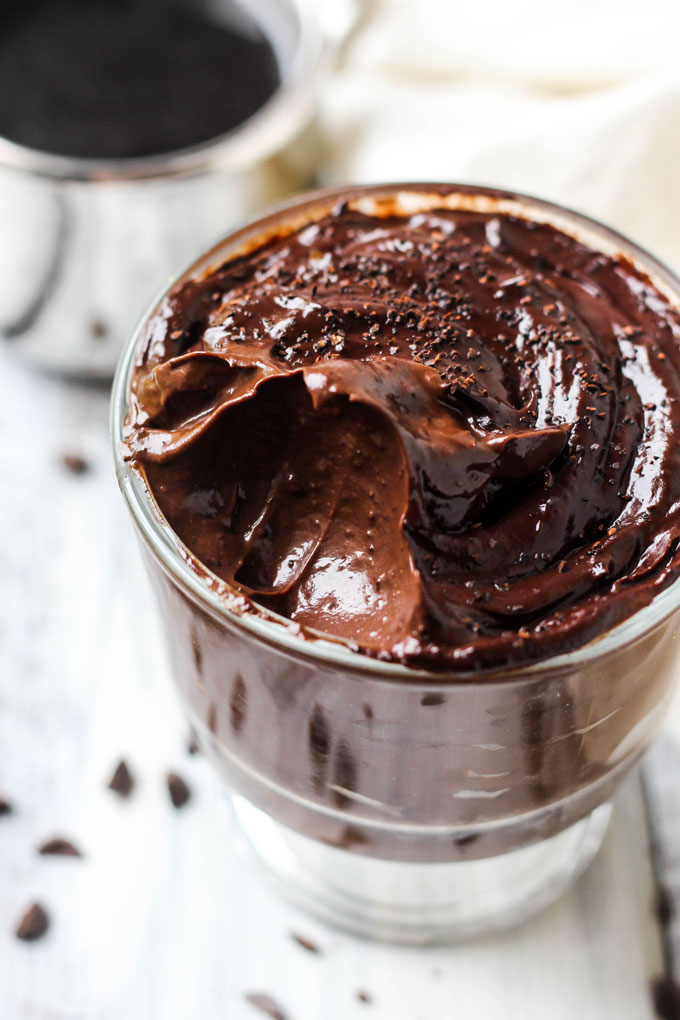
[0,345,670,1018]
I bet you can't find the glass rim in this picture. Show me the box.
[0,0,325,182]
[111,180,680,685]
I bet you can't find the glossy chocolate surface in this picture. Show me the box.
[124,199,680,672]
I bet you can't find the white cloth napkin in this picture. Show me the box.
[320,0,680,272]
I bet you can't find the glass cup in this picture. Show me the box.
[112,183,680,943]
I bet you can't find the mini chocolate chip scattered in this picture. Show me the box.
[0,797,12,816]
[108,760,134,797]
[357,990,373,1005]
[61,452,90,475]
[290,932,320,954]
[167,772,191,809]
[90,318,109,340]
[38,837,82,858]
[245,992,288,1019]
[15,903,49,942]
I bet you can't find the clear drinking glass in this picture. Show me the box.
[112,183,680,943]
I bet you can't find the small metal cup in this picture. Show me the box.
[0,0,327,377]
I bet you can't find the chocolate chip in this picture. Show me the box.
[90,318,109,340]
[61,453,90,475]
[245,992,288,1019]
[290,932,320,954]
[167,772,191,809]
[108,760,134,797]
[651,975,680,1019]
[38,837,82,858]
[357,990,373,1005]
[15,903,49,942]
[0,797,13,816]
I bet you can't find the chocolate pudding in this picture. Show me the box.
[117,186,680,860]
[125,194,680,671]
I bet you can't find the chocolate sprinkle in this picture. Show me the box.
[290,932,320,954]
[108,759,134,797]
[15,903,49,942]
[245,992,288,1019]
[357,990,373,1005]
[167,772,191,809]
[38,837,82,858]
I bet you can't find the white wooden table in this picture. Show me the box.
[0,343,676,1019]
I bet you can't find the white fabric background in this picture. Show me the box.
[320,0,680,272]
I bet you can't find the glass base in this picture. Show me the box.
[231,796,612,944]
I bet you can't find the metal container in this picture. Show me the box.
[0,0,327,377]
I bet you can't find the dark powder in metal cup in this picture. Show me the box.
[0,0,281,159]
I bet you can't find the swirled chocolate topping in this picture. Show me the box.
[124,197,680,672]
